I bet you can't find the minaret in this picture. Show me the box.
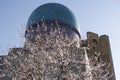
[86,32,116,80]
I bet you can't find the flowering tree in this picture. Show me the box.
[89,52,113,80]
[0,21,112,80]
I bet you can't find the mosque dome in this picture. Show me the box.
[27,3,80,35]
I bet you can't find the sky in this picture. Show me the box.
[0,0,120,79]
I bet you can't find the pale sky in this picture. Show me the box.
[0,0,120,79]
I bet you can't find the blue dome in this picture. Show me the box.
[27,3,80,34]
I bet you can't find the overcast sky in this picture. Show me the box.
[0,0,120,79]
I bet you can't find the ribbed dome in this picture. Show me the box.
[27,3,80,34]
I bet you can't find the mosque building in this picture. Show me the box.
[0,3,115,80]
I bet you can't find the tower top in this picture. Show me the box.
[27,3,80,34]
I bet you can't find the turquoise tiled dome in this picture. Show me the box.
[27,3,80,34]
